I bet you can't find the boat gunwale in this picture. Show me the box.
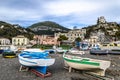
[63,57,100,66]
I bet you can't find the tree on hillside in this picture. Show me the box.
[57,35,68,41]
[74,37,81,42]
[57,35,68,45]
[115,32,120,40]
[74,37,82,49]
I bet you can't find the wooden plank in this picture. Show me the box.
[30,69,51,78]
[19,65,29,71]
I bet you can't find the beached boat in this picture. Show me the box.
[63,53,111,76]
[18,48,55,74]
[44,49,55,54]
[55,47,67,53]
[68,48,85,55]
[2,50,16,58]
[90,46,120,55]
[0,49,4,54]
[18,49,55,67]
[108,49,120,55]
[90,49,108,55]
[89,45,108,55]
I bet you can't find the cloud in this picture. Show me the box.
[0,0,120,28]
[43,0,102,16]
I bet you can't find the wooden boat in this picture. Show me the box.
[55,47,67,53]
[89,46,108,55]
[44,49,55,54]
[90,48,120,55]
[18,49,55,74]
[2,51,16,58]
[90,49,108,55]
[0,49,4,54]
[23,48,44,52]
[68,48,85,55]
[108,49,120,55]
[63,53,111,76]
[18,48,55,74]
[18,49,55,67]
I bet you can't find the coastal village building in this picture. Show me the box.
[55,29,86,42]
[12,35,29,46]
[33,35,58,45]
[0,38,10,45]
[89,36,98,44]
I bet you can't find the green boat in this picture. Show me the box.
[2,51,16,58]
[63,52,111,76]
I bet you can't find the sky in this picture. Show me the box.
[0,0,120,29]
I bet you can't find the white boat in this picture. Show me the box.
[18,49,55,67]
[23,48,44,52]
[68,48,85,55]
[63,53,111,76]
[55,47,67,53]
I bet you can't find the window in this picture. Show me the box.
[14,39,16,42]
[110,44,113,46]
[23,39,25,42]
[22,43,24,46]
[18,39,20,42]
[18,43,20,45]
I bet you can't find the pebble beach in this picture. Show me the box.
[0,51,120,80]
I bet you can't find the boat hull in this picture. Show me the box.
[2,51,16,58]
[18,54,55,67]
[64,60,99,70]
[64,57,110,70]
[69,50,85,55]
[90,50,108,55]
[0,49,4,54]
[108,49,120,55]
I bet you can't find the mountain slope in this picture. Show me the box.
[83,16,120,42]
[28,21,70,35]
[0,21,34,40]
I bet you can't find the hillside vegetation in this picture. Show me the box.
[0,21,34,40]
[28,21,70,35]
[83,16,120,42]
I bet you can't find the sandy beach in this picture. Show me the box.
[0,51,120,80]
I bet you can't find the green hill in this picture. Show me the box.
[28,21,70,35]
[0,21,34,40]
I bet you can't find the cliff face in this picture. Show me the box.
[84,16,120,42]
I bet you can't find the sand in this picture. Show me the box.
[0,51,120,80]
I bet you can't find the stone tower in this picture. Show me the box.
[97,16,106,24]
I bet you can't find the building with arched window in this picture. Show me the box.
[12,35,29,46]
[55,29,86,42]
[0,38,10,45]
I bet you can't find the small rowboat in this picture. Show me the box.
[18,49,55,67]
[63,52,111,76]
[18,48,55,74]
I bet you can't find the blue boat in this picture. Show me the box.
[0,49,4,54]
[90,45,109,55]
[18,48,55,74]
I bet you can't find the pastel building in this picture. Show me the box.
[89,36,99,44]
[55,29,86,42]
[0,38,10,45]
[12,35,29,46]
[33,35,58,45]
